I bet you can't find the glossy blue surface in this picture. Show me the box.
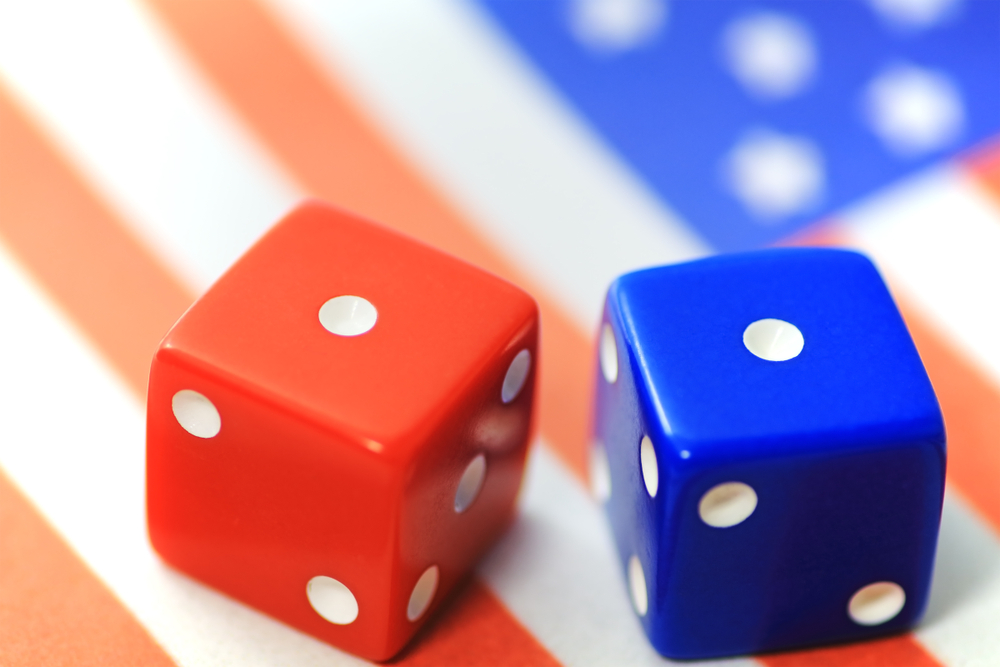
[592,248,945,659]
[475,0,1000,251]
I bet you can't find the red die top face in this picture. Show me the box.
[162,202,537,459]
[147,202,539,660]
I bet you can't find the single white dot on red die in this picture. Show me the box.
[848,581,906,625]
[319,295,377,336]
[172,389,221,438]
[501,349,531,404]
[600,323,619,383]
[640,436,658,498]
[628,554,648,616]
[407,565,439,622]
[307,575,359,625]
[454,454,487,513]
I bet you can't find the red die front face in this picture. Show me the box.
[146,202,538,660]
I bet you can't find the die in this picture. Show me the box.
[590,248,945,659]
[146,201,538,661]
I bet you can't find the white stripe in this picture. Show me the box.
[480,444,759,667]
[917,490,1000,666]
[0,0,301,292]
[268,0,710,331]
[0,242,369,667]
[839,166,1000,388]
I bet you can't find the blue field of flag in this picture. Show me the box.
[476,0,1000,251]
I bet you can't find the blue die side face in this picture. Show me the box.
[592,248,946,659]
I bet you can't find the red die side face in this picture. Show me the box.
[146,202,538,660]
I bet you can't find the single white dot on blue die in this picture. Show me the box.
[591,248,945,660]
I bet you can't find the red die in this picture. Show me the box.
[146,202,538,660]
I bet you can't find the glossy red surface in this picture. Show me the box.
[146,202,538,660]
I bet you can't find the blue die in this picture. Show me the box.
[591,248,945,659]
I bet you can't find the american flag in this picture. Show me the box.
[1,1,998,666]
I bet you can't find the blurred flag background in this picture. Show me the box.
[1,1,999,666]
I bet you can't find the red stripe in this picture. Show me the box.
[394,579,559,667]
[0,87,182,664]
[0,469,177,667]
[963,138,1000,201]
[759,634,941,667]
[0,89,194,393]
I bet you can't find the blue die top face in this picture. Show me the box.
[610,248,944,466]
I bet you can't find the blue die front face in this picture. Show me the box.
[591,248,945,659]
